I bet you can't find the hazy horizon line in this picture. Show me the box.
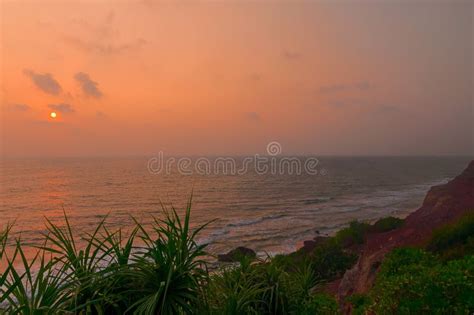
[1,154,473,160]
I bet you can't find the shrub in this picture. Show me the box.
[361,248,474,314]
[271,253,298,271]
[333,216,404,249]
[301,293,339,315]
[347,294,372,315]
[271,239,356,282]
[335,221,370,247]
[310,241,357,280]
[376,247,437,276]
[371,216,403,233]
[203,255,342,315]
[427,213,474,260]
[203,257,269,314]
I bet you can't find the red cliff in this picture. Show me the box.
[338,160,474,305]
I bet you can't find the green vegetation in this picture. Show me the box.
[0,224,11,259]
[0,223,13,306]
[271,240,356,281]
[353,248,474,314]
[0,200,341,314]
[349,215,474,314]
[335,221,370,247]
[334,216,403,248]
[427,213,474,260]
[202,257,336,314]
[2,203,473,314]
[0,199,211,314]
[370,216,404,233]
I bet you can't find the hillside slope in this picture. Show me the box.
[338,160,474,302]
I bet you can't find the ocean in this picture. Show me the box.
[0,156,471,256]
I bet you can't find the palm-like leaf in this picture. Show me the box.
[4,241,74,314]
[39,211,112,312]
[126,196,210,314]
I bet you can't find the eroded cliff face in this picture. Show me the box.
[338,160,474,305]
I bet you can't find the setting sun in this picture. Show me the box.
[50,112,57,119]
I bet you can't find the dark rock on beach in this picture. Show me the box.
[300,236,330,254]
[218,246,257,262]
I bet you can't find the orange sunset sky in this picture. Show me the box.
[1,1,472,157]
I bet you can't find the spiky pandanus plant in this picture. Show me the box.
[0,196,212,314]
[124,198,211,314]
[203,257,266,315]
[39,213,114,313]
[2,242,74,314]
[0,223,14,307]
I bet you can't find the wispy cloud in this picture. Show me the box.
[326,100,347,107]
[63,10,148,56]
[326,99,365,107]
[105,10,115,24]
[62,36,147,55]
[74,72,103,98]
[319,81,372,94]
[23,69,62,95]
[48,103,75,113]
[355,81,371,90]
[372,104,400,114]
[96,111,107,119]
[249,73,262,81]
[244,112,262,122]
[282,50,301,60]
[70,13,117,40]
[319,84,347,94]
[7,103,31,111]
[325,99,401,115]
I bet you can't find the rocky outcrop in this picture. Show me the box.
[299,236,330,254]
[338,160,474,306]
[218,246,256,262]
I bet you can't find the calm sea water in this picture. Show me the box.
[0,156,471,256]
